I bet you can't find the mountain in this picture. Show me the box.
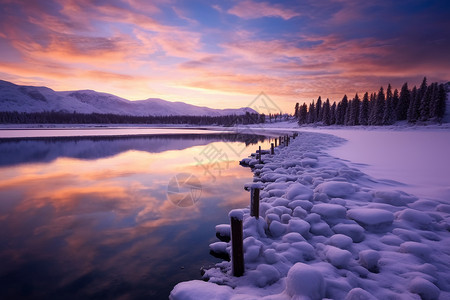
[0,80,257,116]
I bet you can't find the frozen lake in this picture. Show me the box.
[0,130,274,299]
[304,128,450,202]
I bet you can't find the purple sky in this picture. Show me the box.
[0,0,449,112]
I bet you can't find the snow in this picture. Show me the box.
[168,128,450,300]
[0,79,256,116]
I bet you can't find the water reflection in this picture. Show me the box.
[0,133,266,167]
[0,133,272,299]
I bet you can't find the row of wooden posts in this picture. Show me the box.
[230,132,298,276]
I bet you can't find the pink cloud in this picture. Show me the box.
[228,0,300,20]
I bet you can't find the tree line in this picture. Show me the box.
[0,111,266,126]
[294,78,448,126]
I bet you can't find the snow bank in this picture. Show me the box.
[171,131,450,300]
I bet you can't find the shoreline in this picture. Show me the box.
[170,131,450,299]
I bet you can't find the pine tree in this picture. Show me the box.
[335,102,342,125]
[374,87,385,125]
[419,84,433,121]
[409,77,427,122]
[359,92,369,125]
[392,88,399,117]
[308,101,316,123]
[383,84,395,125]
[322,98,331,125]
[330,102,336,124]
[298,103,308,124]
[344,99,352,125]
[294,103,299,119]
[349,93,360,126]
[434,83,447,122]
[368,92,377,125]
[337,95,348,125]
[407,86,418,122]
[316,96,322,122]
[397,82,409,121]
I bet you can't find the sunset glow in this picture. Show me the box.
[1,0,449,112]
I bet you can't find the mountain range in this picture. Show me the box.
[0,80,256,116]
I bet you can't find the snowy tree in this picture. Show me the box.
[337,95,348,125]
[308,101,316,123]
[344,99,351,125]
[316,96,322,122]
[407,86,418,122]
[298,103,308,124]
[383,84,395,125]
[335,102,342,125]
[373,87,385,125]
[433,83,447,122]
[349,93,360,126]
[419,84,433,121]
[330,101,336,124]
[359,92,370,125]
[322,98,331,125]
[392,88,399,118]
[294,103,299,119]
[396,83,410,121]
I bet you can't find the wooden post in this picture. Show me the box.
[275,139,277,147]
[279,136,282,146]
[229,210,244,277]
[271,143,274,155]
[286,135,289,146]
[258,146,262,164]
[250,187,260,218]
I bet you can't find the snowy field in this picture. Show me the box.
[171,128,450,300]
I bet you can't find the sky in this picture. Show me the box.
[1,0,450,113]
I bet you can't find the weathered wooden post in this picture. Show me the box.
[271,143,274,155]
[229,210,244,276]
[258,146,262,164]
[286,135,289,146]
[250,187,260,218]
[279,136,282,146]
[275,139,277,147]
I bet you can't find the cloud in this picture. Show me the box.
[228,0,301,20]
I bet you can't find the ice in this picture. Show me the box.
[172,129,450,299]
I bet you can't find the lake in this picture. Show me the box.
[0,128,274,299]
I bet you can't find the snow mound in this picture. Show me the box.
[284,263,325,299]
[314,181,356,198]
[347,208,394,230]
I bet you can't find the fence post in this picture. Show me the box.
[250,187,260,218]
[271,143,274,155]
[258,146,262,164]
[229,210,244,277]
[275,139,277,147]
[286,135,289,146]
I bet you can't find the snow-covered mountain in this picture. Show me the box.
[0,80,257,116]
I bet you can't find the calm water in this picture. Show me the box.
[0,130,272,299]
